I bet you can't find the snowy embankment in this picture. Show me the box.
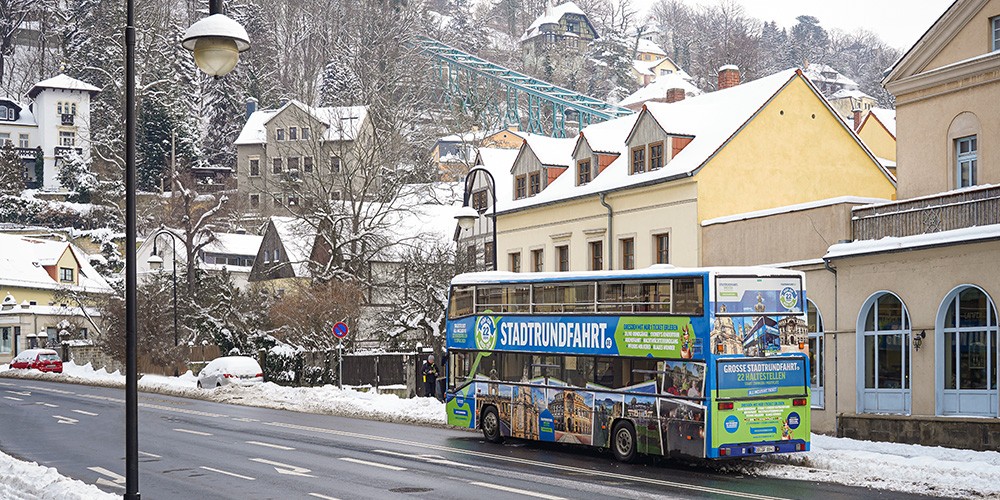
[0,449,116,499]
[3,363,1000,498]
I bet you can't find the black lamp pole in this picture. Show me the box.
[150,228,180,347]
[461,167,498,271]
[124,0,139,496]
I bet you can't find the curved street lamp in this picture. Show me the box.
[146,227,184,349]
[456,167,498,271]
[124,0,250,497]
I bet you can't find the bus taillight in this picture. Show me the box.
[719,447,730,456]
[793,398,807,406]
[717,401,734,410]
[795,443,806,451]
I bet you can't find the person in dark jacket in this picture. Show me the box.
[421,354,438,398]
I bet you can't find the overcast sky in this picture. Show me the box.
[631,0,956,50]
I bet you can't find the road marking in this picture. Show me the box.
[338,457,407,471]
[250,458,315,477]
[6,390,30,396]
[246,440,295,451]
[373,449,478,468]
[36,402,58,408]
[470,482,565,500]
[0,382,13,386]
[308,494,341,500]
[25,386,74,394]
[72,409,98,416]
[3,396,22,401]
[139,451,161,458]
[141,402,227,418]
[233,417,260,422]
[173,428,212,436]
[265,421,788,500]
[53,415,79,425]
[199,466,255,481]
[88,467,125,489]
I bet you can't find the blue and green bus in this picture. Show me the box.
[444,265,810,461]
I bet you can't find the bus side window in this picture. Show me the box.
[564,356,594,388]
[673,277,704,315]
[449,286,474,319]
[531,355,561,380]
[450,351,471,388]
[479,352,500,380]
[629,358,659,387]
[595,357,621,388]
[501,352,531,382]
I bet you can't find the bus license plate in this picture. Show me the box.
[754,445,776,454]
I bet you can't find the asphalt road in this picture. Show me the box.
[0,378,944,500]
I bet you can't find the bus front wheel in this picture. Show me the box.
[481,406,503,444]
[611,420,637,463]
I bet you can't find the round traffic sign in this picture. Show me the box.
[332,321,349,339]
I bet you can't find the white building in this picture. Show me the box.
[136,230,264,289]
[0,74,99,190]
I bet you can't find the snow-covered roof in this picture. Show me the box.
[577,112,640,154]
[701,196,891,226]
[376,202,463,260]
[202,232,264,257]
[437,129,487,144]
[867,108,896,137]
[804,64,859,89]
[475,148,519,202]
[825,223,1000,260]
[0,234,112,293]
[829,88,874,100]
[235,101,368,146]
[521,133,575,168]
[496,69,807,213]
[26,74,100,99]
[270,216,316,277]
[635,38,667,56]
[521,2,590,42]
[618,70,702,108]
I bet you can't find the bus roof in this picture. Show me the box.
[450,265,805,286]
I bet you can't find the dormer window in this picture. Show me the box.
[630,146,646,174]
[577,159,591,185]
[0,105,12,121]
[649,142,664,170]
[515,175,527,199]
[59,267,74,283]
[528,172,541,196]
[992,17,1000,52]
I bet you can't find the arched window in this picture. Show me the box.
[807,300,824,407]
[858,292,911,414]
[938,286,998,417]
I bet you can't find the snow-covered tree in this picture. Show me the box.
[378,240,455,357]
[0,143,24,194]
[57,150,98,203]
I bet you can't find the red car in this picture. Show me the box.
[9,349,63,373]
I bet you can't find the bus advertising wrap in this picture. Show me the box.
[714,277,804,315]
[447,314,708,359]
[716,358,807,399]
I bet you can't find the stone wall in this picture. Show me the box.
[838,414,1000,452]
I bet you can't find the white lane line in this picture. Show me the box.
[199,466,255,481]
[72,409,98,416]
[470,482,566,500]
[338,457,407,471]
[249,458,314,477]
[139,451,161,458]
[88,467,126,489]
[140,402,227,418]
[265,421,787,500]
[53,415,79,425]
[0,382,13,386]
[173,428,212,436]
[5,390,30,396]
[308,494,341,500]
[373,449,478,468]
[24,385,74,394]
[3,396,22,401]
[246,440,295,451]
[36,402,58,408]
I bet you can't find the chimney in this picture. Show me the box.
[852,108,863,132]
[718,65,740,90]
[245,97,258,120]
[665,88,686,103]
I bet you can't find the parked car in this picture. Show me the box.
[9,349,63,373]
[197,356,263,388]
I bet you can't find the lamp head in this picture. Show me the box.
[147,254,164,270]
[455,205,480,230]
[182,14,250,77]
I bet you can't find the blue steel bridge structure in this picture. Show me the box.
[413,36,634,138]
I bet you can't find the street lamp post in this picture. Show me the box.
[455,167,498,271]
[124,1,248,498]
[146,227,182,348]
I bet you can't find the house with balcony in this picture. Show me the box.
[136,230,264,289]
[695,0,1000,451]
[520,2,598,57]
[0,74,98,190]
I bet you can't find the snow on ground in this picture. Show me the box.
[4,363,1000,498]
[0,449,116,500]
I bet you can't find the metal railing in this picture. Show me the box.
[852,185,1000,240]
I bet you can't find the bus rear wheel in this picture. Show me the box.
[481,406,503,444]
[611,420,637,463]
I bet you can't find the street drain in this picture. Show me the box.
[389,487,433,493]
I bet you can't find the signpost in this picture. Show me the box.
[333,322,348,388]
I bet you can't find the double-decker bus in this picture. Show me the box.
[444,265,810,462]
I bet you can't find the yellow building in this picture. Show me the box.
[0,234,113,362]
[855,108,897,173]
[484,68,895,273]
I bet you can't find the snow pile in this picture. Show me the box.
[755,434,1000,499]
[0,449,115,500]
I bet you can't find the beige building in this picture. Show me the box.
[234,100,373,216]
[699,0,1000,450]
